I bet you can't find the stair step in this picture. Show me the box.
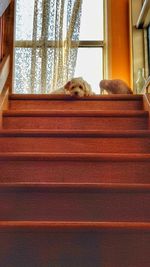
[3,110,149,130]
[0,153,149,183]
[0,221,150,231]
[9,94,144,110]
[0,130,149,153]
[0,221,149,267]
[0,183,150,222]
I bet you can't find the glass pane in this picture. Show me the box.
[14,48,32,93]
[14,47,56,94]
[15,0,35,40]
[79,0,104,40]
[75,48,103,94]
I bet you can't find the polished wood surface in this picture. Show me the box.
[0,223,150,267]
[0,153,149,183]
[0,55,10,93]
[3,110,148,130]
[0,130,149,153]
[5,0,15,93]
[9,94,143,110]
[0,182,150,222]
[0,94,150,266]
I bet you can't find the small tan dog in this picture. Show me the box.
[100,79,133,94]
[52,77,94,97]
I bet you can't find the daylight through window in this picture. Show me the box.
[14,0,104,94]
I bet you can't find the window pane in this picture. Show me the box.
[15,0,35,40]
[75,48,103,94]
[14,48,32,93]
[79,0,104,40]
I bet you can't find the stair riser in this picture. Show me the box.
[0,160,149,183]
[0,136,149,153]
[9,99,143,110]
[3,116,148,130]
[0,231,149,267]
[0,189,150,221]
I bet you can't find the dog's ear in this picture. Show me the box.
[64,81,71,91]
[84,81,93,96]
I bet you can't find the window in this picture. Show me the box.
[14,0,104,94]
[75,0,104,93]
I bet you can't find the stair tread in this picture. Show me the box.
[0,129,150,137]
[1,182,150,191]
[0,152,150,161]
[0,221,150,231]
[3,110,148,117]
[9,94,143,101]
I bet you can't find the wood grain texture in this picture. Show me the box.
[0,130,149,153]
[9,94,143,100]
[0,221,150,231]
[0,94,150,266]
[0,87,9,128]
[0,153,149,183]
[0,223,150,266]
[4,0,15,93]
[0,55,10,92]
[3,110,148,130]
[143,94,150,128]
[9,94,143,110]
[0,183,150,222]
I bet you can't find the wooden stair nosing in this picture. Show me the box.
[0,152,150,162]
[3,110,148,118]
[1,182,150,192]
[0,129,150,138]
[9,94,144,101]
[0,221,150,232]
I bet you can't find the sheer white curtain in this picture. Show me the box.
[14,0,83,93]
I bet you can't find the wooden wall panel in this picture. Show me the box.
[107,0,131,86]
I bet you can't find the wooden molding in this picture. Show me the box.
[0,86,9,128]
[0,86,9,110]
[0,0,11,17]
[136,0,150,28]
[0,55,10,94]
[143,94,150,128]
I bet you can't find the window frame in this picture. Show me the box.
[14,0,106,91]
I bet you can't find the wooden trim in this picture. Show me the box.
[0,54,10,93]
[1,182,150,191]
[0,0,11,17]
[136,0,150,28]
[106,0,131,85]
[143,94,150,112]
[0,86,9,128]
[0,129,149,138]
[9,94,143,101]
[143,94,150,128]
[0,86,9,110]
[3,110,148,118]
[6,0,15,93]
[0,221,150,232]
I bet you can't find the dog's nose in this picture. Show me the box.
[74,91,78,96]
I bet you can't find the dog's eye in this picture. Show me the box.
[71,86,75,89]
[79,85,82,89]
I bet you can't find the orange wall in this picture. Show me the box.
[108,0,131,86]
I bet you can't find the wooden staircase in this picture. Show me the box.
[0,94,150,267]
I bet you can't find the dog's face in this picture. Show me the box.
[64,78,92,97]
